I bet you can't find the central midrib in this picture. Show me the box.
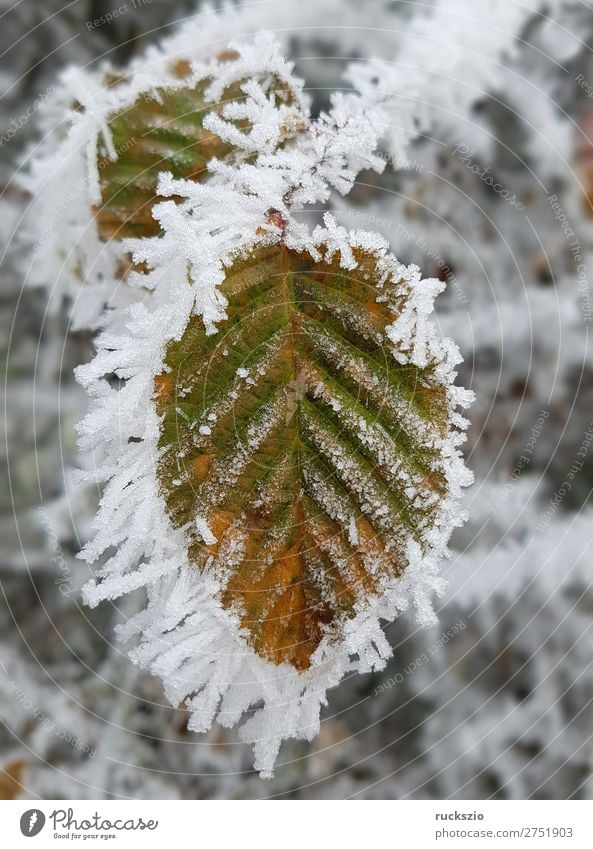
[280,246,307,604]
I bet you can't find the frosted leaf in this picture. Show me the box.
[78,225,472,775]
[21,16,477,778]
[18,32,308,331]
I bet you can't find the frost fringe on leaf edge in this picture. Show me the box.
[75,219,473,777]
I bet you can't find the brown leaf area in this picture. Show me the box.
[235,544,330,671]
[155,245,448,670]
[0,759,26,800]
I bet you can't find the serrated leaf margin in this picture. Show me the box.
[75,223,473,777]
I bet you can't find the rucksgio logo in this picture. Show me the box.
[20,810,46,837]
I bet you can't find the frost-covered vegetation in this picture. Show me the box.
[2,0,593,799]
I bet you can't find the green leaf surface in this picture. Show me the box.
[94,61,300,265]
[95,70,231,246]
[154,245,451,670]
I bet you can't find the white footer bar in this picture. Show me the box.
[1,799,591,847]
